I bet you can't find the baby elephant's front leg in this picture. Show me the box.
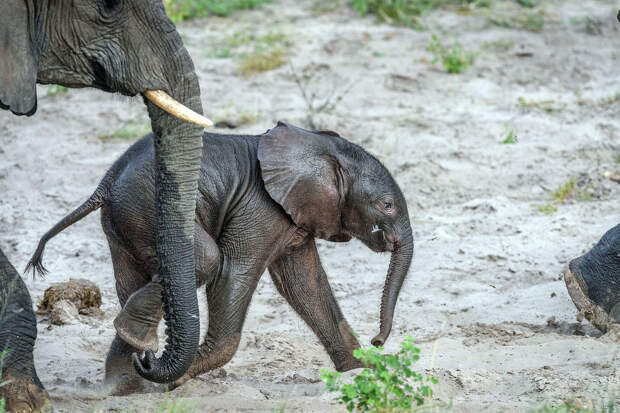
[171,259,259,389]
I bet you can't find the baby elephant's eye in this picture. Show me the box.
[384,201,393,210]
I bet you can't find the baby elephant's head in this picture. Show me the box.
[258,122,413,347]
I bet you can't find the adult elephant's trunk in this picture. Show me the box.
[371,220,414,347]
[131,51,205,383]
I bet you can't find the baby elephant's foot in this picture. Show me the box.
[0,373,51,413]
[114,282,163,352]
[564,224,620,333]
[104,335,160,396]
[333,352,364,372]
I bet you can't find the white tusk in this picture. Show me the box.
[372,225,381,233]
[144,90,213,128]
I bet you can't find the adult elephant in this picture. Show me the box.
[1,0,213,408]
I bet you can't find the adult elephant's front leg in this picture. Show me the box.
[0,247,50,412]
[170,257,260,389]
[268,239,363,372]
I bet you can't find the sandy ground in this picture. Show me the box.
[1,0,619,411]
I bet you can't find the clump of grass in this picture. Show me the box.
[489,12,546,32]
[568,16,602,35]
[520,12,545,31]
[501,130,518,144]
[535,178,580,215]
[533,395,616,413]
[536,203,558,215]
[205,30,288,60]
[46,84,69,96]
[517,97,564,113]
[156,396,198,413]
[426,34,474,74]
[164,0,272,22]
[552,178,576,203]
[515,0,539,8]
[322,336,442,412]
[205,48,233,58]
[99,120,151,141]
[238,49,286,76]
[350,0,488,28]
[616,154,620,164]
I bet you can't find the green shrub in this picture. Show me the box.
[426,35,474,74]
[321,336,439,412]
[164,0,272,22]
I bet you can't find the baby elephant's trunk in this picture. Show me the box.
[372,220,413,347]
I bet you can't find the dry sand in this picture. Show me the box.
[0,0,619,411]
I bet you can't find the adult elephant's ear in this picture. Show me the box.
[258,121,351,242]
[0,0,38,116]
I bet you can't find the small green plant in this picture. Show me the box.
[46,84,69,96]
[552,178,576,203]
[321,336,439,412]
[615,154,620,164]
[99,120,151,141]
[536,203,557,215]
[520,12,545,31]
[164,0,272,22]
[489,12,546,32]
[501,130,518,144]
[205,47,233,58]
[426,35,474,74]
[534,177,579,215]
[568,16,602,35]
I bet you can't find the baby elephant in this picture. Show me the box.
[28,122,414,392]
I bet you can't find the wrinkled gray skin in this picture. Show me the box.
[0,249,50,412]
[29,122,414,391]
[1,0,206,405]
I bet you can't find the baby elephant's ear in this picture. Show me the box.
[0,0,38,116]
[258,122,349,241]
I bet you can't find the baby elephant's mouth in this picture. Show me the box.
[382,231,397,252]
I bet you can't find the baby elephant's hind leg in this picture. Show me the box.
[114,281,163,353]
[104,239,156,395]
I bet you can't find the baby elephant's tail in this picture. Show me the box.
[26,189,105,277]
